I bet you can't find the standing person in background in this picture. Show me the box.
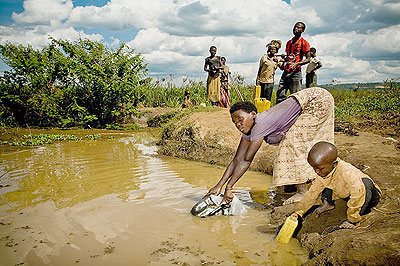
[220,57,230,108]
[306,47,323,88]
[276,22,311,104]
[256,40,284,102]
[204,46,223,106]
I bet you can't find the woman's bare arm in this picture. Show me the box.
[225,137,263,189]
[205,136,263,202]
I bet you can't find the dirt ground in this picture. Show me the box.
[155,108,400,266]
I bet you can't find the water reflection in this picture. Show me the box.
[0,134,150,210]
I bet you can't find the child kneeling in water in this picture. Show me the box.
[293,141,381,228]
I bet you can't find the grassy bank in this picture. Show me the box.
[140,78,399,137]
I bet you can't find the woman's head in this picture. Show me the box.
[230,102,257,134]
[209,46,217,56]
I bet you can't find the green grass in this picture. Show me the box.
[2,133,103,146]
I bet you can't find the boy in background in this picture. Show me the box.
[182,90,192,108]
[306,47,322,88]
[293,141,381,228]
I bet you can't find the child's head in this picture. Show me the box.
[308,141,338,177]
[221,57,226,65]
[293,22,306,36]
[209,46,217,56]
[229,102,257,134]
[310,47,316,57]
[184,90,190,97]
[267,40,281,54]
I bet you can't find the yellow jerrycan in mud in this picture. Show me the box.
[253,85,271,113]
[275,214,298,243]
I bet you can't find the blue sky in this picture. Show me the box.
[0,0,399,85]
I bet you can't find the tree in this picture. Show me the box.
[0,38,149,127]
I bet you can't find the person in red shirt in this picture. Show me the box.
[276,22,311,104]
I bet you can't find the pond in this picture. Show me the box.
[0,129,308,265]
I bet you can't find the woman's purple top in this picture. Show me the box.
[242,97,302,145]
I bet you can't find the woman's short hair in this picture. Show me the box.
[230,101,257,114]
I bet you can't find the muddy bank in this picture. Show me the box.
[155,108,400,265]
[157,108,277,174]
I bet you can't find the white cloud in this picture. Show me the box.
[1,0,399,84]
[0,25,102,49]
[377,60,400,76]
[68,0,173,30]
[12,0,73,25]
[361,25,400,53]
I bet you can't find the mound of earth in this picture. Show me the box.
[157,108,400,265]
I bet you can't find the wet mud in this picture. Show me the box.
[158,109,400,265]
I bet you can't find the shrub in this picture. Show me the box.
[0,38,148,127]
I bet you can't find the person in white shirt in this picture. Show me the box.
[306,47,322,88]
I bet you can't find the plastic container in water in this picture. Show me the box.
[275,214,298,243]
[254,98,271,113]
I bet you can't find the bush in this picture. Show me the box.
[0,38,149,127]
[329,79,400,122]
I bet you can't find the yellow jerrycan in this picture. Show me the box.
[253,85,271,113]
[275,214,298,243]
[253,85,261,99]
[254,98,271,113]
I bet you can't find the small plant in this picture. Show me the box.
[105,123,139,130]
[1,133,104,146]
[84,134,101,140]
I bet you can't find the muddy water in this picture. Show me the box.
[0,130,308,266]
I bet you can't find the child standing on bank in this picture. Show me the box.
[305,47,322,88]
[220,57,231,108]
[256,40,284,102]
[293,141,381,228]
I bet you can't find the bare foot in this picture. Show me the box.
[315,201,335,217]
[283,192,305,205]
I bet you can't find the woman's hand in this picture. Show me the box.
[222,188,234,204]
[204,185,222,198]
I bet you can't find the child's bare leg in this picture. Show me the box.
[283,183,307,205]
[315,199,335,217]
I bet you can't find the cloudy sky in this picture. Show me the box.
[1,0,399,85]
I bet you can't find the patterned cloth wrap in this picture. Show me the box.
[273,87,335,186]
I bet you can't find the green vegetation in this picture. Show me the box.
[0,38,148,128]
[105,123,139,130]
[1,133,102,146]
[323,79,400,123]
[135,73,253,108]
[1,38,398,137]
